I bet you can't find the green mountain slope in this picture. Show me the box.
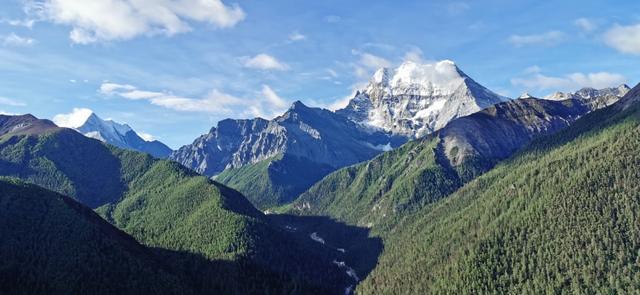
[0,122,348,294]
[216,153,336,209]
[0,177,191,295]
[357,90,640,293]
[291,98,590,231]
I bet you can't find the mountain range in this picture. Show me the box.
[544,84,630,110]
[2,57,639,294]
[0,117,353,294]
[56,111,173,158]
[171,100,405,208]
[287,83,640,293]
[291,96,596,227]
[172,60,507,209]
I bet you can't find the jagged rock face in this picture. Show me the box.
[338,60,505,138]
[439,98,591,172]
[170,101,404,177]
[74,113,173,158]
[616,83,640,111]
[171,118,275,176]
[544,84,630,110]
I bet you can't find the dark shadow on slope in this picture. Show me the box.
[152,247,341,295]
[0,129,128,208]
[41,130,127,208]
[267,214,384,286]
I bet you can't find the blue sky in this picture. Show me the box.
[1,0,639,148]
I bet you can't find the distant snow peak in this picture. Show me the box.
[338,59,504,138]
[56,111,172,158]
[543,84,630,110]
[544,84,631,101]
[518,92,534,99]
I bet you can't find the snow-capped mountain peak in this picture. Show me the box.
[367,60,465,98]
[80,113,133,143]
[54,109,172,158]
[338,60,504,138]
[518,92,535,99]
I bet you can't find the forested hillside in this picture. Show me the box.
[0,177,191,295]
[291,98,591,232]
[357,88,640,293]
[0,122,346,294]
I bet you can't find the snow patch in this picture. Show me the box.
[84,131,105,142]
[413,99,447,119]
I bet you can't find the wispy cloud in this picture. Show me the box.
[261,85,288,109]
[0,96,27,107]
[603,23,640,55]
[357,52,391,70]
[288,31,306,41]
[508,31,566,47]
[0,18,36,28]
[511,69,626,92]
[242,53,289,71]
[574,18,597,33]
[403,47,425,63]
[25,0,245,44]
[100,82,290,119]
[2,33,36,47]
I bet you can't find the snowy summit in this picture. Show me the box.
[337,60,505,138]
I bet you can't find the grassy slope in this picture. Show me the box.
[0,177,191,295]
[358,100,640,293]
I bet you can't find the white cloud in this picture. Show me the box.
[53,107,93,128]
[29,0,245,44]
[603,23,640,55]
[261,85,288,109]
[1,18,36,28]
[100,82,135,93]
[243,53,288,70]
[100,82,290,118]
[136,131,155,141]
[403,47,425,63]
[2,33,36,46]
[326,96,351,111]
[0,97,27,107]
[349,50,392,81]
[511,71,627,92]
[508,31,566,47]
[574,18,597,33]
[359,53,391,69]
[326,69,338,79]
[102,83,243,113]
[306,91,355,111]
[288,31,306,41]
